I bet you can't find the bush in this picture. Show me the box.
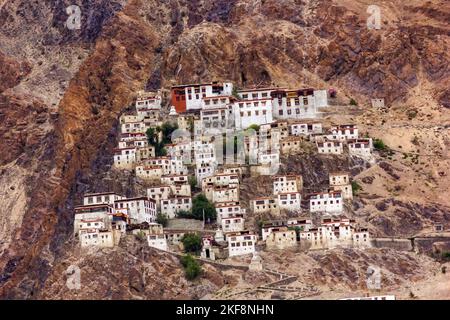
[352,181,362,196]
[349,98,358,106]
[192,194,216,221]
[373,138,387,151]
[180,254,202,280]
[181,233,202,253]
[156,213,168,227]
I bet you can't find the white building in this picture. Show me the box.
[147,185,171,204]
[215,201,246,225]
[195,163,217,186]
[329,172,353,200]
[227,231,257,257]
[276,192,302,212]
[79,229,116,248]
[309,191,343,213]
[147,234,168,251]
[160,174,189,186]
[173,82,234,111]
[202,173,240,190]
[299,218,370,250]
[233,98,274,130]
[205,185,239,204]
[261,218,312,241]
[160,196,192,219]
[348,138,373,158]
[136,165,164,180]
[83,192,125,206]
[290,121,323,136]
[327,124,359,141]
[221,214,245,233]
[316,140,344,155]
[114,197,157,224]
[271,88,327,119]
[273,175,302,194]
[113,147,137,169]
[251,197,279,215]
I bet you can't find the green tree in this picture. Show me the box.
[146,127,158,147]
[176,210,193,219]
[192,194,216,221]
[156,213,168,227]
[181,233,202,253]
[180,254,202,280]
[188,176,198,189]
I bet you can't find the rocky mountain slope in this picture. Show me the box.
[0,0,449,299]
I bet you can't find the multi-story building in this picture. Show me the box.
[329,172,353,200]
[280,136,304,155]
[251,197,280,215]
[233,98,274,130]
[316,139,344,155]
[113,147,137,169]
[309,191,343,213]
[265,227,297,250]
[221,214,245,233]
[271,88,327,119]
[227,231,257,257]
[327,124,359,141]
[215,202,246,225]
[290,121,323,136]
[83,192,125,206]
[273,175,303,194]
[276,192,302,212]
[261,218,312,241]
[170,82,233,113]
[204,185,239,204]
[114,197,157,224]
[299,218,370,250]
[160,196,192,218]
[201,173,240,190]
[348,138,373,158]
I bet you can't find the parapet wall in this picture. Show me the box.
[371,238,413,251]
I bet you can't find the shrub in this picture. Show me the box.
[181,233,202,253]
[156,213,168,227]
[180,254,202,280]
[349,98,358,106]
[352,181,362,196]
[373,138,387,151]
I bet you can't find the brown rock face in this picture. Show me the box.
[0,0,449,299]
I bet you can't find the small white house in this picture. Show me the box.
[273,175,302,195]
[348,138,373,158]
[309,191,343,213]
[276,192,302,212]
[147,234,168,251]
[227,231,257,257]
[316,140,343,155]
